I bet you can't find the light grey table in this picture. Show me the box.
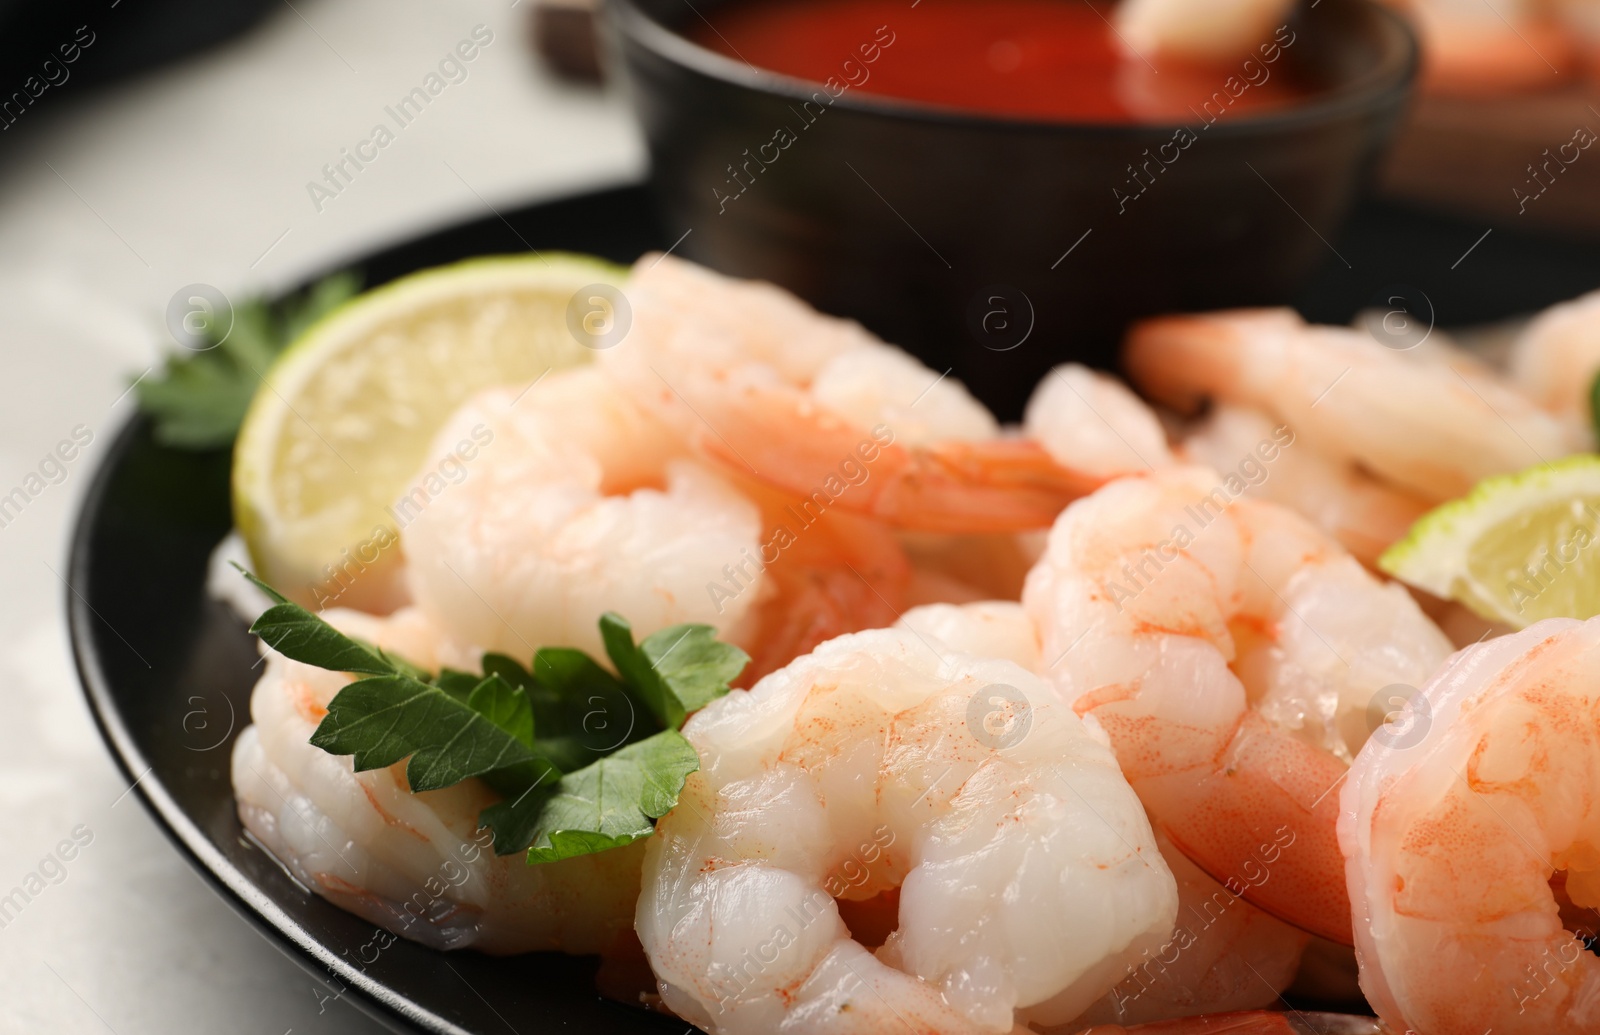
[0,2,642,1030]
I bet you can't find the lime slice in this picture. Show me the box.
[1379,455,1600,628]
[233,253,626,611]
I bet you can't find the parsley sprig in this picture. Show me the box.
[239,568,747,862]
[138,274,360,449]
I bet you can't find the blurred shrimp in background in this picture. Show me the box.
[1378,0,1586,95]
[1372,0,1600,232]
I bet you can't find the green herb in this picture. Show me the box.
[138,273,360,449]
[238,567,748,863]
[600,613,752,729]
[482,730,701,860]
[314,672,561,792]
[520,649,647,771]
[244,571,416,677]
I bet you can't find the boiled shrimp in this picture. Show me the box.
[697,466,911,685]
[636,628,1179,1034]
[1379,0,1577,95]
[895,601,1041,672]
[1115,0,1295,65]
[603,255,1101,534]
[1025,364,1176,480]
[904,367,1152,599]
[1126,308,1578,502]
[900,531,1041,606]
[1023,468,1455,944]
[1060,831,1309,1030]
[401,365,765,660]
[1509,287,1600,448]
[1178,406,1430,567]
[231,606,644,955]
[890,589,1332,1028]
[1340,616,1600,1035]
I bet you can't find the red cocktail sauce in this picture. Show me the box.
[692,0,1310,123]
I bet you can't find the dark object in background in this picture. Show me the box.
[1381,88,1600,239]
[607,0,1418,420]
[534,0,606,82]
[0,0,274,134]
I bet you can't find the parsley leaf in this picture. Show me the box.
[311,674,559,793]
[483,730,701,862]
[138,273,360,449]
[238,566,417,677]
[240,572,746,865]
[466,673,536,749]
[239,566,557,791]
[434,668,486,703]
[600,613,750,730]
[526,648,657,771]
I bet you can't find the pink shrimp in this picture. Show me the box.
[636,627,1179,1034]
[1379,0,1579,95]
[1060,831,1311,1029]
[1125,308,1577,504]
[702,469,914,685]
[1176,405,1431,568]
[1024,468,1455,945]
[601,255,1108,534]
[1509,287,1600,449]
[1341,616,1600,1035]
[693,393,1096,533]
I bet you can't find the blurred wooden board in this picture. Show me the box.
[1381,84,1600,237]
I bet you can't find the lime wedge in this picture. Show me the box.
[1379,455,1600,628]
[233,253,626,611]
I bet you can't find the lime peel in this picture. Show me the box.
[1379,454,1600,629]
[233,253,627,611]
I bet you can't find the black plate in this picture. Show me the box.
[67,181,1600,1035]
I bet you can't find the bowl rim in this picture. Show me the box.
[606,0,1419,138]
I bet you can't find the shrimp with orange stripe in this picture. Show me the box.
[1024,467,1455,945]
[601,255,1115,534]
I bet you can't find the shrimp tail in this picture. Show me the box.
[692,383,1096,532]
[879,439,1106,532]
[1150,713,1354,946]
[1124,309,1302,414]
[728,478,914,684]
[741,563,904,685]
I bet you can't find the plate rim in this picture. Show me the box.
[66,415,473,1035]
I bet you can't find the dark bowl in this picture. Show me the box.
[606,0,1419,418]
